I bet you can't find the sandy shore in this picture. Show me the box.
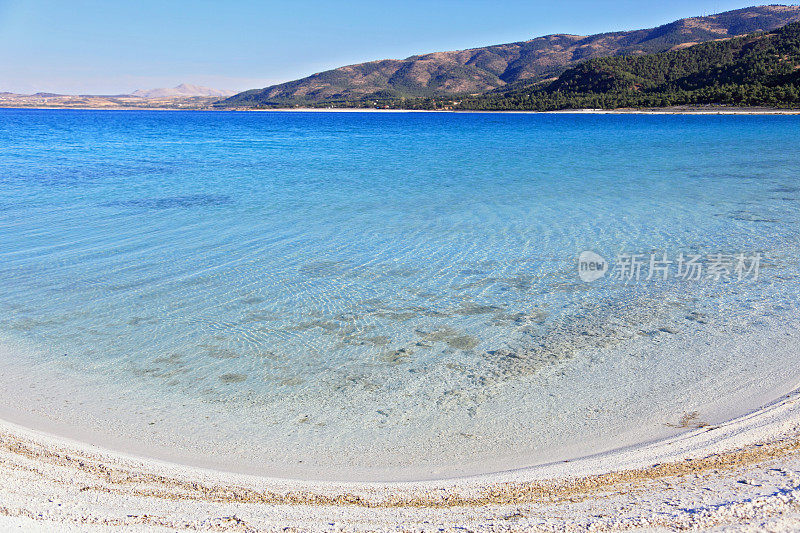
[248,107,800,115]
[547,107,800,115]
[3,105,800,114]
[1,386,799,531]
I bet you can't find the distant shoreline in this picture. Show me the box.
[3,105,800,115]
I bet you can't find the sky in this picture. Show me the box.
[0,0,794,95]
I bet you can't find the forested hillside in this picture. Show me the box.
[458,20,800,110]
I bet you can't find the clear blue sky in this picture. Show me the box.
[0,0,794,94]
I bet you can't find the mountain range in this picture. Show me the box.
[0,84,232,110]
[222,5,800,107]
[131,83,235,98]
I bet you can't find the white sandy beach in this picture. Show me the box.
[3,105,800,115]
[1,383,800,531]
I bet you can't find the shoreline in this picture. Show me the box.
[2,105,800,115]
[1,385,800,530]
[2,315,799,483]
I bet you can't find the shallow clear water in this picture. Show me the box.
[1,109,799,479]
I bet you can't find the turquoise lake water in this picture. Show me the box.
[1,109,799,479]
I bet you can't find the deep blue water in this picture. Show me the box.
[0,109,799,478]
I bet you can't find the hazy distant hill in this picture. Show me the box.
[132,83,235,98]
[0,90,225,110]
[222,5,800,107]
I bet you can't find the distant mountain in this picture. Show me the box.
[222,5,800,107]
[0,91,223,110]
[132,83,235,98]
[458,21,800,110]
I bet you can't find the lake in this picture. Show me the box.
[0,109,799,480]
